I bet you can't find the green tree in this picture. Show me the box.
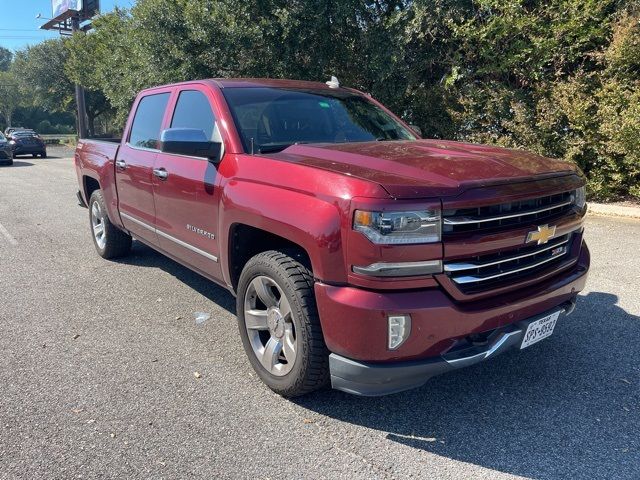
[0,70,20,127]
[0,46,12,72]
[13,38,113,136]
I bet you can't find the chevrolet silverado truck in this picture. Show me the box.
[74,78,590,397]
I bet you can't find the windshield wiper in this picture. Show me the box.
[258,143,294,154]
[258,141,312,154]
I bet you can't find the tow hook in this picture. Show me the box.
[563,297,578,316]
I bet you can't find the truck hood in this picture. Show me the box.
[272,139,581,198]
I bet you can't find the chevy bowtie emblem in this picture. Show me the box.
[526,224,557,245]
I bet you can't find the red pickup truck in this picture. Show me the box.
[74,78,590,396]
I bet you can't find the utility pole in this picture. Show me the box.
[71,16,88,139]
[40,1,99,139]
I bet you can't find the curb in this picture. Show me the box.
[588,203,640,219]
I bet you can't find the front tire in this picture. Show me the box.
[88,190,132,259]
[237,250,329,397]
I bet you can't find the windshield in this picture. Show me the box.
[222,87,416,154]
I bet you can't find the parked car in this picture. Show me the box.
[0,132,13,165]
[9,130,47,158]
[4,127,27,137]
[74,78,590,397]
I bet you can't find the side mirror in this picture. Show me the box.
[409,124,423,137]
[160,128,222,163]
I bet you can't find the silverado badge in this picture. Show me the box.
[526,224,557,245]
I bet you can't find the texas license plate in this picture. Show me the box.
[520,310,561,349]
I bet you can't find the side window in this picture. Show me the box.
[128,92,170,149]
[171,90,216,140]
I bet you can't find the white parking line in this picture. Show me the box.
[0,222,17,246]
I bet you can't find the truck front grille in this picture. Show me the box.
[444,234,573,293]
[443,191,575,235]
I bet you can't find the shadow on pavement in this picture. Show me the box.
[295,292,640,479]
[115,240,236,314]
[1,161,34,167]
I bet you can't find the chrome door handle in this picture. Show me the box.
[115,159,127,169]
[153,168,168,180]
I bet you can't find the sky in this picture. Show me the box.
[0,0,135,51]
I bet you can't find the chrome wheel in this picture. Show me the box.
[243,275,297,376]
[91,201,106,250]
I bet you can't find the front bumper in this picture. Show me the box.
[315,242,590,395]
[330,301,575,396]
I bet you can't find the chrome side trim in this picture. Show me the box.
[121,211,154,231]
[156,228,218,262]
[443,199,573,225]
[444,237,569,272]
[353,260,443,277]
[451,250,568,285]
[120,212,218,262]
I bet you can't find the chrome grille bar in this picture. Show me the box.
[443,199,573,225]
[449,249,568,285]
[444,237,569,273]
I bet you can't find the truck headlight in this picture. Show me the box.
[353,208,441,244]
[574,186,586,209]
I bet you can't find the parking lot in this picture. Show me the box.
[1,149,638,479]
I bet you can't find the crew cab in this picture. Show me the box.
[74,78,590,396]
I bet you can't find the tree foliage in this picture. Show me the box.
[0,70,20,127]
[12,38,112,136]
[65,0,640,199]
[0,46,12,72]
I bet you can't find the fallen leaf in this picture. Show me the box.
[72,408,84,414]
[73,334,80,340]
[110,433,116,438]
[303,418,314,424]
[194,372,201,379]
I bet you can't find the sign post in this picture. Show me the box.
[40,0,99,139]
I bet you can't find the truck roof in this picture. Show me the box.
[139,78,348,95]
[211,78,337,90]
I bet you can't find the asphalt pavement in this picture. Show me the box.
[1,149,638,479]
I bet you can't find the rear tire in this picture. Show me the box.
[88,190,132,259]
[237,250,329,397]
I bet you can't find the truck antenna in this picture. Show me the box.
[250,137,255,155]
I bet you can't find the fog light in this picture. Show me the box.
[388,315,411,350]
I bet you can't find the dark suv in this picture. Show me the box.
[9,130,47,158]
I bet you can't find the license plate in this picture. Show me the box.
[520,311,561,349]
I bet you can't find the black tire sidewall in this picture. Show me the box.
[237,253,318,395]
[88,191,109,257]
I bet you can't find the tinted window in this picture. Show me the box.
[222,87,416,153]
[128,93,170,149]
[171,90,216,139]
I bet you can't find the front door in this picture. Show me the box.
[152,87,224,280]
[116,91,171,243]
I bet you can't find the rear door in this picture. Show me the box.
[115,90,171,243]
[152,86,224,280]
